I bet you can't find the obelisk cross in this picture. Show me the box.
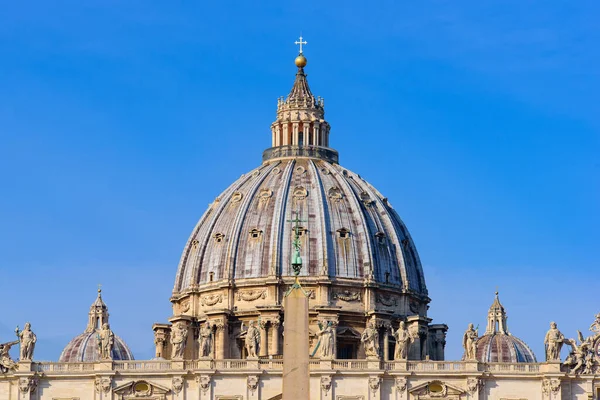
[287,211,307,275]
[295,36,307,54]
[285,211,308,295]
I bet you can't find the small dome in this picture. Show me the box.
[474,292,536,363]
[476,333,536,363]
[59,331,134,362]
[58,289,134,362]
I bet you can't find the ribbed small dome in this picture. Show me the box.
[475,292,536,363]
[476,333,536,363]
[58,289,134,362]
[59,331,134,362]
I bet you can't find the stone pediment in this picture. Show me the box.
[408,380,466,399]
[113,380,171,399]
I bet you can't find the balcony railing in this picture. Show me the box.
[25,359,546,375]
[262,145,339,163]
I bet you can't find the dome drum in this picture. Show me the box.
[170,281,429,320]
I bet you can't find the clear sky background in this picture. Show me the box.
[0,1,598,362]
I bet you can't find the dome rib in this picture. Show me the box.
[352,175,406,286]
[174,167,254,292]
[270,160,294,277]
[307,160,330,276]
[225,163,275,280]
[328,165,372,278]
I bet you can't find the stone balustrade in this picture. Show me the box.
[26,359,549,375]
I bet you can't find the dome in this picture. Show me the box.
[59,331,134,363]
[163,48,444,363]
[173,158,426,293]
[59,289,134,362]
[474,293,536,363]
[475,333,536,363]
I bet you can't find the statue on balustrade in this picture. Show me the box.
[98,323,114,360]
[590,313,600,338]
[544,321,564,361]
[563,314,600,375]
[0,340,19,373]
[462,323,479,361]
[361,320,380,359]
[171,322,188,360]
[392,321,411,360]
[316,320,335,359]
[199,321,213,358]
[17,323,37,361]
[245,321,260,359]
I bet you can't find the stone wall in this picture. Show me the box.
[1,360,598,399]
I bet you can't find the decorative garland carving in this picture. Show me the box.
[201,293,223,306]
[375,293,397,307]
[236,289,267,302]
[180,300,191,312]
[333,289,362,302]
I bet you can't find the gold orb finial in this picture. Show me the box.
[295,54,307,68]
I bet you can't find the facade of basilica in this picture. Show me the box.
[1,49,599,400]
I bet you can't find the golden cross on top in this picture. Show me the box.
[295,35,307,54]
[98,283,102,293]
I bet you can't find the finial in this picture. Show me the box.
[294,35,307,54]
[294,35,308,68]
[98,284,102,296]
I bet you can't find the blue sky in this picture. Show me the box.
[0,1,598,361]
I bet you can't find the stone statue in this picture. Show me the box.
[392,321,411,360]
[316,321,335,359]
[462,323,479,361]
[245,321,260,358]
[170,322,188,360]
[17,323,37,361]
[0,340,19,373]
[361,320,380,359]
[590,313,600,337]
[567,340,589,375]
[199,321,213,358]
[544,321,564,361]
[98,323,114,360]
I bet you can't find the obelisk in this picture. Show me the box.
[282,211,310,400]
